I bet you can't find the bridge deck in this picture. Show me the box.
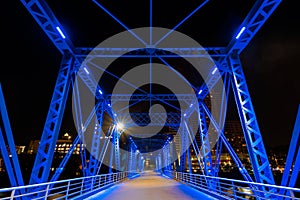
[85,172,217,200]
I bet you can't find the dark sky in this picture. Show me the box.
[0,0,299,148]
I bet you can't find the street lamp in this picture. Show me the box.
[117,122,125,132]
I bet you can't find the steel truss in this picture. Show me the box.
[0,1,286,197]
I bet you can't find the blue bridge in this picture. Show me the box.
[1,0,300,199]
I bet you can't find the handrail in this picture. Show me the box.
[163,171,300,200]
[0,171,139,200]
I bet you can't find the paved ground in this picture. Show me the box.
[85,171,217,200]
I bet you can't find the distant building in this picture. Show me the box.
[54,133,82,155]
[27,133,83,155]
[187,120,251,173]
[0,157,4,172]
[16,146,26,154]
[27,140,40,154]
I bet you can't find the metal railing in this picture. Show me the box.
[163,171,300,200]
[0,171,139,200]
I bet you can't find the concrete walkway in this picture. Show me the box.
[85,171,217,200]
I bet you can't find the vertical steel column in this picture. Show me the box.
[114,130,121,171]
[87,102,104,176]
[179,126,187,172]
[228,53,275,187]
[29,53,74,184]
[198,106,214,176]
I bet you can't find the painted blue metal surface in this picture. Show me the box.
[12,1,287,197]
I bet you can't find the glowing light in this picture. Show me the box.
[117,122,125,132]
[212,67,218,75]
[236,26,246,39]
[190,104,193,108]
[98,89,103,94]
[84,67,89,74]
[108,103,111,107]
[198,90,203,95]
[184,113,187,117]
[56,26,66,39]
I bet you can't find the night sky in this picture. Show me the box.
[0,0,299,148]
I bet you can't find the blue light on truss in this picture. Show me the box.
[99,89,103,95]
[212,67,218,75]
[236,26,246,39]
[198,90,203,95]
[84,67,89,74]
[56,26,66,39]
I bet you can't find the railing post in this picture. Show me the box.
[80,179,84,195]
[44,184,50,200]
[232,181,237,200]
[10,189,15,200]
[65,181,71,199]
[91,177,94,191]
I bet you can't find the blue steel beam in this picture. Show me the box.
[0,85,24,187]
[87,102,105,176]
[117,112,181,128]
[201,103,254,183]
[226,0,281,54]
[20,0,75,54]
[228,53,275,189]
[50,136,80,182]
[29,53,74,184]
[280,105,300,196]
[75,47,227,58]
[19,0,108,183]
[197,0,281,104]
[198,106,214,177]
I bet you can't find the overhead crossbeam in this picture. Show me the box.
[75,47,227,58]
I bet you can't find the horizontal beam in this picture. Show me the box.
[76,47,227,58]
